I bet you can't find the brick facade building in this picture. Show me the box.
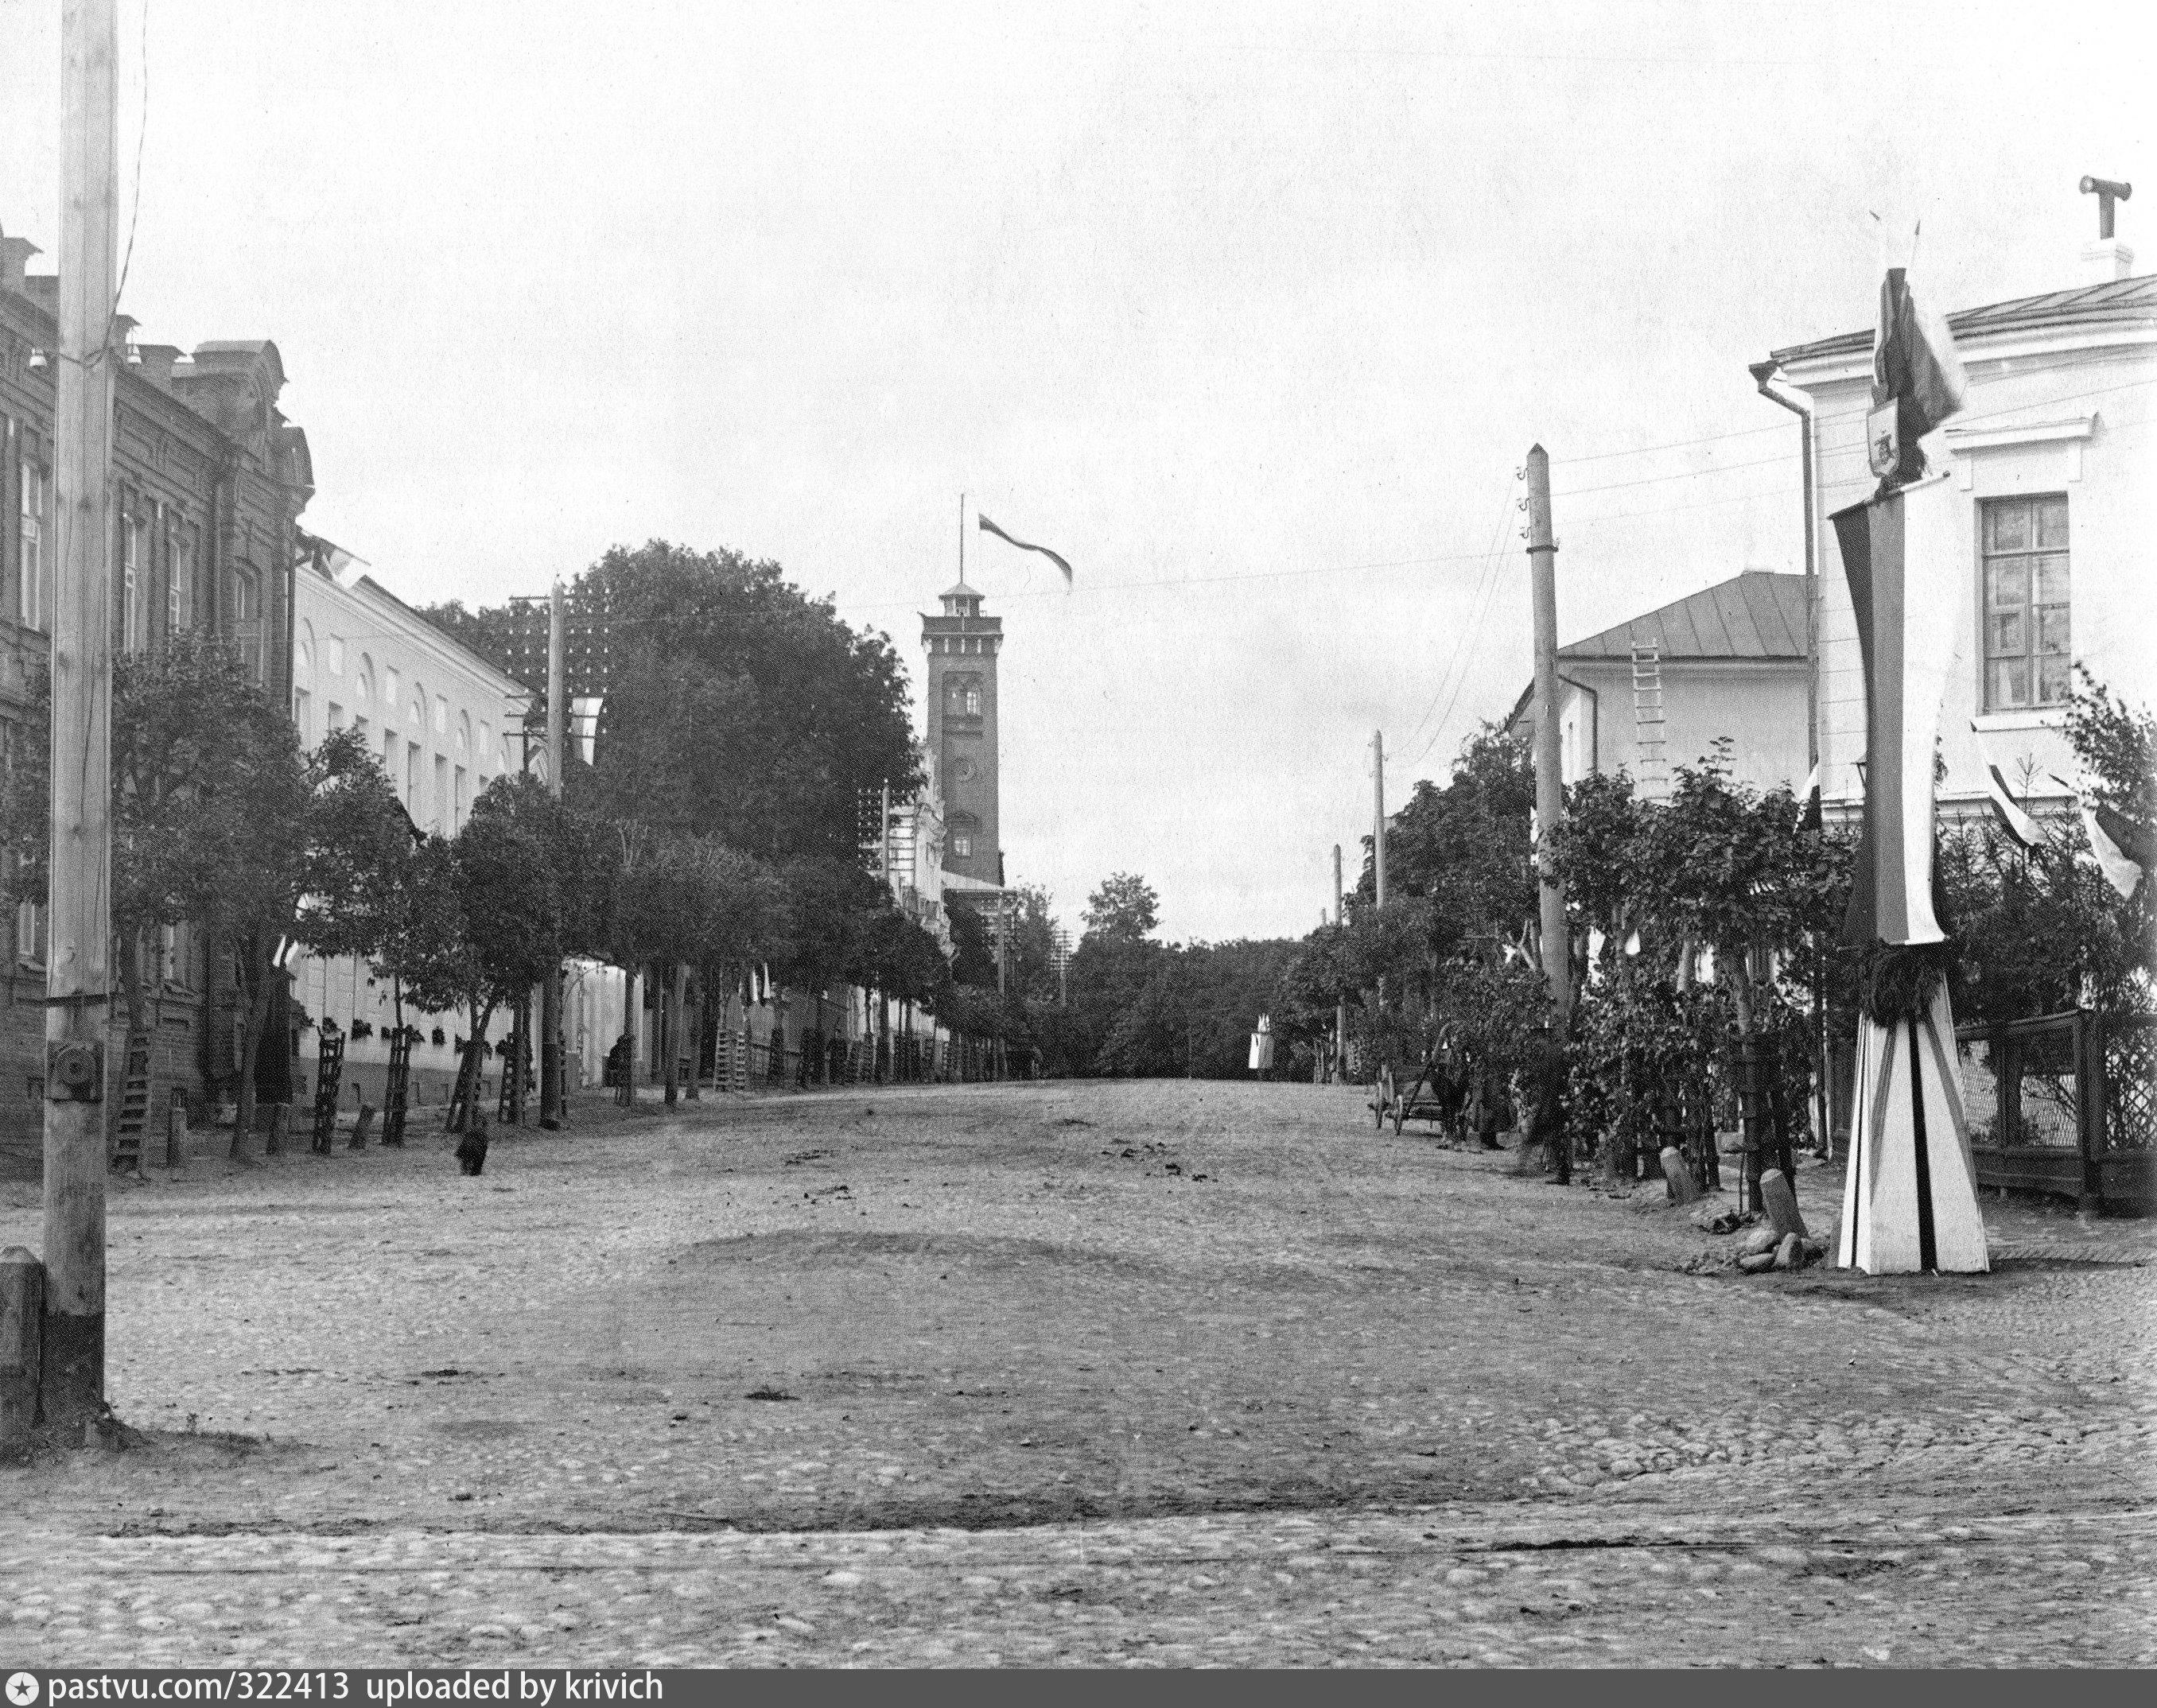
[0,223,313,1171]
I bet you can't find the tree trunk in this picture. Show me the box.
[230,965,274,1160]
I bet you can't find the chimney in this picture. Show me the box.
[2081,238,2135,285]
[0,235,38,296]
[133,343,182,390]
[2079,175,2134,284]
[109,312,138,361]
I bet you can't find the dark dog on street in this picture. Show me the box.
[456,1120,490,1176]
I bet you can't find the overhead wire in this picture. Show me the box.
[1397,479,1515,760]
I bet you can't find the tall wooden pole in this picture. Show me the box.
[1525,444,1572,1024]
[538,580,566,1128]
[1370,732,1387,908]
[43,0,119,1431]
[1332,843,1347,1080]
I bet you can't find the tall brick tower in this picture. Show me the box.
[922,579,1002,885]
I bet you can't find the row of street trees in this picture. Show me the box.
[0,540,989,1146]
[1269,676,2154,1170]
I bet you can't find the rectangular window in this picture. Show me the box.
[1982,495,2070,711]
[168,526,193,633]
[16,899,45,969]
[17,459,45,631]
[407,742,422,812]
[293,687,312,743]
[122,511,146,650]
[383,729,398,776]
[453,764,467,833]
[951,833,972,859]
[433,755,450,833]
[327,701,344,732]
[233,568,264,682]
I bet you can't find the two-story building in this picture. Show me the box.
[1755,242,2155,821]
[285,549,531,1109]
[0,221,313,1170]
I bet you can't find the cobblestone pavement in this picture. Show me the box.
[3,1080,2153,1666]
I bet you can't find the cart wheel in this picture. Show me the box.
[1372,1067,1393,1128]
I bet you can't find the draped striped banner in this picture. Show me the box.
[1832,472,1963,946]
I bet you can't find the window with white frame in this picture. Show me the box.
[122,511,147,650]
[18,457,45,631]
[168,524,193,632]
[1981,495,2070,712]
[15,898,45,969]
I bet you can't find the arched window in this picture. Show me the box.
[355,655,374,706]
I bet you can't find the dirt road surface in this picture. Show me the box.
[3,1080,2152,1666]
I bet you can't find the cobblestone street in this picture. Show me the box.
[4,1079,2153,1666]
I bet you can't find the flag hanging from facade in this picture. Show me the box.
[1867,268,1969,484]
[2085,803,2149,899]
[1832,472,1965,945]
[1971,726,2043,850]
[977,513,1073,584]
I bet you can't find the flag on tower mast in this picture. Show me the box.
[977,513,1074,584]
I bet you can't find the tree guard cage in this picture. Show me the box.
[382,1026,414,1147]
[310,1019,344,1155]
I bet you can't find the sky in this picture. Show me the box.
[0,0,2147,943]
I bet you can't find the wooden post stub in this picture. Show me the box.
[350,1104,376,1149]
[1659,1145,1700,1205]
[165,1097,188,1170]
[1760,1167,1808,1240]
[2,1246,45,1452]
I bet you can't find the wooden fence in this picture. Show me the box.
[1957,1010,2155,1213]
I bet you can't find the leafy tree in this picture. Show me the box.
[578,541,921,863]
[1082,873,1160,943]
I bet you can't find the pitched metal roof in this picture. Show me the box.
[1770,274,2157,366]
[1559,570,1807,661]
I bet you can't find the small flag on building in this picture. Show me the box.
[1971,727,2042,850]
[977,513,1073,584]
[1867,267,1969,485]
[2085,802,2151,900]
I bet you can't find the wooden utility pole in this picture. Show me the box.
[539,580,566,1128]
[1332,843,1347,1081]
[1370,732,1387,907]
[1525,444,1572,1024]
[43,0,119,1432]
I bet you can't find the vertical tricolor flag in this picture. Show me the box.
[1867,268,1969,485]
[977,513,1074,584]
[1832,472,1965,945]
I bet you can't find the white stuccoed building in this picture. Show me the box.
[287,548,530,1108]
[1756,239,2155,822]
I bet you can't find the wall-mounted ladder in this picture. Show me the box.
[1631,641,1670,802]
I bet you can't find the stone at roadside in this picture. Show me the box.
[1741,1228,1779,1257]
[1760,1170,1808,1240]
[1737,1251,1777,1273]
[1772,1232,1803,1271]
[1660,1147,1701,1205]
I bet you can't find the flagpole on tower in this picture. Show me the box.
[958,493,966,583]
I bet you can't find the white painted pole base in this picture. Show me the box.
[1838,983,1989,1275]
